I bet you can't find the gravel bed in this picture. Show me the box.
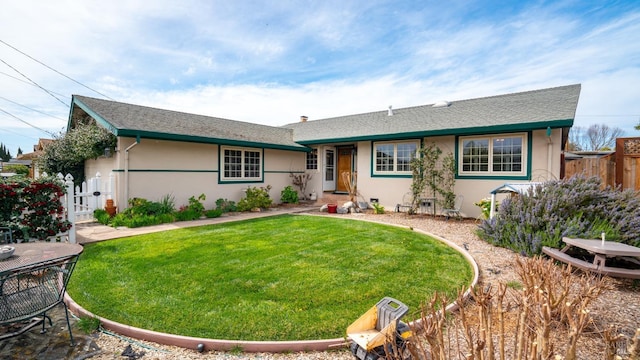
[85,212,639,359]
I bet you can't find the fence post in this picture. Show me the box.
[65,174,76,244]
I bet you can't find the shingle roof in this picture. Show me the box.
[70,84,580,150]
[70,95,307,151]
[284,84,581,144]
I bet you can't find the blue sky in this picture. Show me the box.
[1,0,638,157]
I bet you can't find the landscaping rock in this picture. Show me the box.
[320,204,328,212]
[343,201,354,208]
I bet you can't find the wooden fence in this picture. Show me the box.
[616,137,640,191]
[564,137,640,192]
[564,154,615,188]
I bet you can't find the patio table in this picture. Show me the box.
[542,237,640,279]
[0,242,83,344]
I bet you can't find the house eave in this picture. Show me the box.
[117,129,310,152]
[295,119,574,145]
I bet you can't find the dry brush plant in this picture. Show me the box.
[383,257,637,360]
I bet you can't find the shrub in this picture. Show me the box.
[0,176,71,241]
[404,257,613,359]
[205,209,223,218]
[174,208,201,221]
[2,164,29,176]
[372,202,385,214]
[111,213,174,228]
[280,185,299,204]
[38,122,117,184]
[157,194,176,214]
[215,198,237,213]
[474,197,493,219]
[110,196,177,228]
[477,176,640,255]
[185,194,206,216]
[93,209,111,225]
[237,185,272,212]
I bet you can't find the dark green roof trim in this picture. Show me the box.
[117,129,310,152]
[296,119,573,145]
[70,96,309,153]
[70,97,120,134]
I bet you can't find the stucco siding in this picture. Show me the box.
[84,157,117,183]
[264,148,306,202]
[102,138,306,210]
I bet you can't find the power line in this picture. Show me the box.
[0,95,66,122]
[0,126,41,140]
[0,107,56,136]
[0,57,68,106]
[0,70,69,98]
[0,39,114,100]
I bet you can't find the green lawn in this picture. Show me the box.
[68,215,472,341]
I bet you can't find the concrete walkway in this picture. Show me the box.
[76,205,318,243]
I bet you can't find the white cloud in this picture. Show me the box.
[1,1,639,155]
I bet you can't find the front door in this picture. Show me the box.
[336,147,353,193]
[323,148,336,191]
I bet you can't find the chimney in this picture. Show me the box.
[300,115,308,122]
[388,105,393,116]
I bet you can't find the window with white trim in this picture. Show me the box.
[306,149,318,170]
[222,147,262,181]
[459,134,526,176]
[373,141,418,174]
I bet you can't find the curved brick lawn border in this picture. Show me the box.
[65,217,479,353]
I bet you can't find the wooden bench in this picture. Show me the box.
[542,246,640,279]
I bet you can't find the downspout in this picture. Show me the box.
[124,136,140,208]
[546,127,553,180]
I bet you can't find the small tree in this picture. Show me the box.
[290,172,312,200]
[38,123,116,184]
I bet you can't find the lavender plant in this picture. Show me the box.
[477,176,640,256]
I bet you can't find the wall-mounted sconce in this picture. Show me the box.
[104,147,115,158]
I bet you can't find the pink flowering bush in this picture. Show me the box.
[0,176,72,241]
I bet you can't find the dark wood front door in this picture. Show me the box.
[336,147,353,193]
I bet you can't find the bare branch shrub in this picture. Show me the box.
[388,257,619,360]
[289,172,312,200]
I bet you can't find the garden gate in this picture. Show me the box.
[53,172,114,244]
[69,172,115,222]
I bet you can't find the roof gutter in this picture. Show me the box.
[124,135,140,208]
